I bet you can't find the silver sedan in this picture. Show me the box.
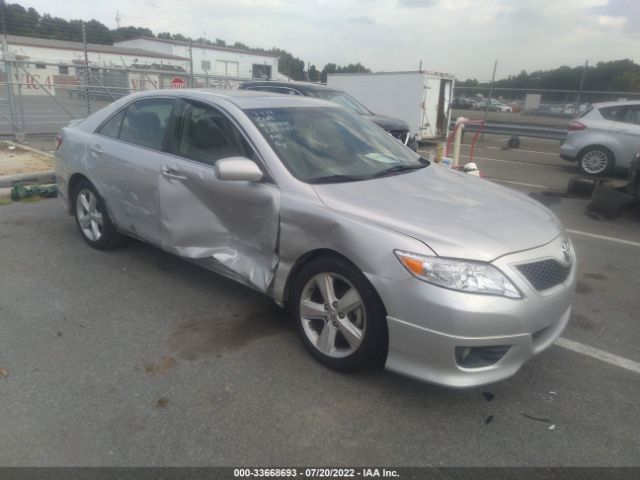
[55,89,576,387]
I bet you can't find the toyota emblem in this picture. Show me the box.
[561,240,572,262]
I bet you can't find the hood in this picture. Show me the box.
[363,113,410,132]
[312,166,563,262]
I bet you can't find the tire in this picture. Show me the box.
[627,159,640,202]
[508,136,520,149]
[290,255,387,372]
[578,146,614,176]
[73,179,125,250]
[567,176,597,197]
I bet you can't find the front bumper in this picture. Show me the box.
[386,306,570,387]
[371,235,576,387]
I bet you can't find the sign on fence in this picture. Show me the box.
[170,77,186,89]
[129,74,160,91]
[13,68,56,96]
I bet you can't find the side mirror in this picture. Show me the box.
[215,157,264,182]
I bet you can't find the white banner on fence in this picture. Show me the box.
[129,73,160,91]
[13,68,57,96]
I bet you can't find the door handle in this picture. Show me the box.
[161,165,187,181]
[90,145,102,157]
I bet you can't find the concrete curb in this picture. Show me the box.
[0,171,56,188]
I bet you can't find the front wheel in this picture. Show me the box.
[579,147,614,176]
[73,179,125,250]
[290,256,387,372]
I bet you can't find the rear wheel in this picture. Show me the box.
[579,147,614,176]
[73,179,125,250]
[290,255,387,372]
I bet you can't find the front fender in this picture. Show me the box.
[271,191,434,306]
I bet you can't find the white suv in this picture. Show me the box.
[560,101,640,176]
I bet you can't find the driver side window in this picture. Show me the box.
[171,100,250,166]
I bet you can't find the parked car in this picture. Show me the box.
[560,100,640,175]
[239,80,416,150]
[475,99,512,113]
[451,97,478,110]
[55,89,576,388]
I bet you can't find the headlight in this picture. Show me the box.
[394,250,521,298]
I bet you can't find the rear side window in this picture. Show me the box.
[98,110,125,139]
[171,99,249,166]
[600,106,627,122]
[623,106,640,125]
[120,98,175,150]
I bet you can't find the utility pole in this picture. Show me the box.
[576,59,588,111]
[418,60,422,72]
[483,60,498,121]
[82,21,91,115]
[482,59,498,139]
[115,11,122,29]
[188,39,194,87]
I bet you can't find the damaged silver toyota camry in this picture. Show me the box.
[55,89,576,387]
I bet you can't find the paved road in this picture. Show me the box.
[0,142,639,466]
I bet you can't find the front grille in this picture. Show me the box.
[517,259,571,291]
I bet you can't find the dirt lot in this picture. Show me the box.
[0,142,54,176]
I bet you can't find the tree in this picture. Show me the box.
[308,64,320,82]
[111,26,154,42]
[321,62,370,83]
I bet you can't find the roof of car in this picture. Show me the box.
[239,81,337,93]
[126,88,334,109]
[591,100,640,108]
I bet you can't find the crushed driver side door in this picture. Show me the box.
[159,98,280,292]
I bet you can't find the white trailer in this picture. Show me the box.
[327,70,455,142]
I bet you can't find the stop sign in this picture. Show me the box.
[170,77,186,89]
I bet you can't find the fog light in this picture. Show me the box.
[455,345,511,368]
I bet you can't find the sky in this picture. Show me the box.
[14,0,640,80]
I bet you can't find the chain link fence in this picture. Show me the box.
[2,36,640,143]
[0,57,271,139]
[451,87,640,131]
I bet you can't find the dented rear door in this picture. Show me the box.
[159,98,280,292]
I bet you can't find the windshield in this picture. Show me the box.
[309,90,371,115]
[245,107,426,183]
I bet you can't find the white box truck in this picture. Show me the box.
[327,70,455,142]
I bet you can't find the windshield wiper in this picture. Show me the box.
[309,174,370,184]
[371,163,427,178]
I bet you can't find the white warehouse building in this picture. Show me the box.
[3,34,190,71]
[114,37,281,80]
[2,34,191,96]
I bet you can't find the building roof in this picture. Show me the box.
[5,34,189,61]
[120,37,279,59]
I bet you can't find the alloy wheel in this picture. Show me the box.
[76,189,104,242]
[299,272,366,358]
[581,149,609,175]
